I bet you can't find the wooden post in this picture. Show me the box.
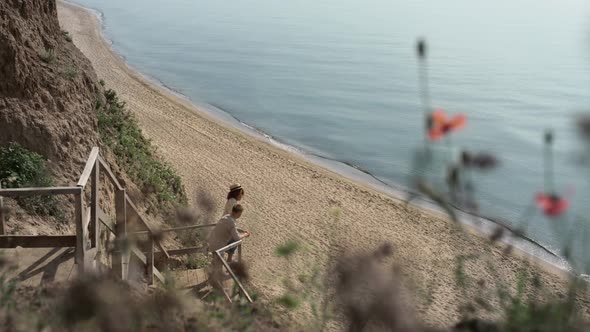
[215,251,253,303]
[74,189,86,274]
[237,243,243,299]
[238,243,243,262]
[0,183,5,235]
[147,234,154,285]
[90,160,100,249]
[114,189,127,280]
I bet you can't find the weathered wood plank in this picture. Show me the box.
[0,183,5,235]
[123,198,148,231]
[131,246,165,284]
[167,224,216,234]
[130,246,145,262]
[98,208,115,234]
[0,235,76,248]
[156,246,205,258]
[91,160,100,248]
[76,147,99,188]
[215,251,253,303]
[97,156,123,191]
[0,187,81,197]
[147,235,154,285]
[221,288,233,303]
[215,239,243,254]
[84,247,98,271]
[160,223,216,233]
[156,243,170,260]
[113,189,127,280]
[153,265,165,284]
[74,192,86,274]
[124,194,170,259]
[131,223,215,236]
[124,195,150,230]
[83,205,91,231]
[83,208,91,249]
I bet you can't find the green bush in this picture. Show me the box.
[274,240,301,258]
[39,48,56,64]
[97,87,188,213]
[62,30,73,42]
[277,294,300,309]
[0,143,63,219]
[185,254,209,270]
[63,66,77,79]
[0,143,49,188]
[499,271,584,332]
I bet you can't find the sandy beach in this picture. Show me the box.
[57,1,579,327]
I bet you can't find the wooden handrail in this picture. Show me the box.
[0,183,5,235]
[98,156,124,191]
[131,246,165,284]
[98,207,115,234]
[90,160,99,248]
[147,234,154,285]
[0,235,77,248]
[83,204,91,231]
[77,147,99,188]
[0,186,81,197]
[74,189,85,274]
[124,194,170,259]
[214,239,254,303]
[131,223,216,236]
[155,246,204,257]
[215,239,243,254]
[124,195,152,231]
[0,146,211,292]
[215,249,253,303]
[83,207,92,249]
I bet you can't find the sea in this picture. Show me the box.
[70,0,590,271]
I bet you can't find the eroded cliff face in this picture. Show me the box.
[0,0,154,236]
[0,0,104,183]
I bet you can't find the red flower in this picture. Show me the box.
[428,109,467,141]
[535,193,569,217]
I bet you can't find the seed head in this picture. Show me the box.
[544,130,553,145]
[576,115,590,138]
[461,151,499,170]
[416,38,427,58]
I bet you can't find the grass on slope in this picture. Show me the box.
[96,85,188,215]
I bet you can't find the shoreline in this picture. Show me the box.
[58,0,578,326]
[60,0,570,275]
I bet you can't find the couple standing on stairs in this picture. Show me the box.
[207,184,251,270]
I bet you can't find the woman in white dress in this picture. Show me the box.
[224,184,244,216]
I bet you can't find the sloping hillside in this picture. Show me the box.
[0,0,187,236]
[0,0,101,176]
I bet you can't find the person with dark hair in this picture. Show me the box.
[224,183,244,216]
[209,204,250,263]
[208,204,251,290]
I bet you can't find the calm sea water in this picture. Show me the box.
[73,0,590,268]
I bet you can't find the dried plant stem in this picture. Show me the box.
[544,131,555,194]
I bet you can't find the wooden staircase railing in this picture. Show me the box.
[0,147,253,301]
[0,147,167,285]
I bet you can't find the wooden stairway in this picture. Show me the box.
[0,147,253,303]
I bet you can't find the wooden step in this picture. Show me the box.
[170,268,209,289]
